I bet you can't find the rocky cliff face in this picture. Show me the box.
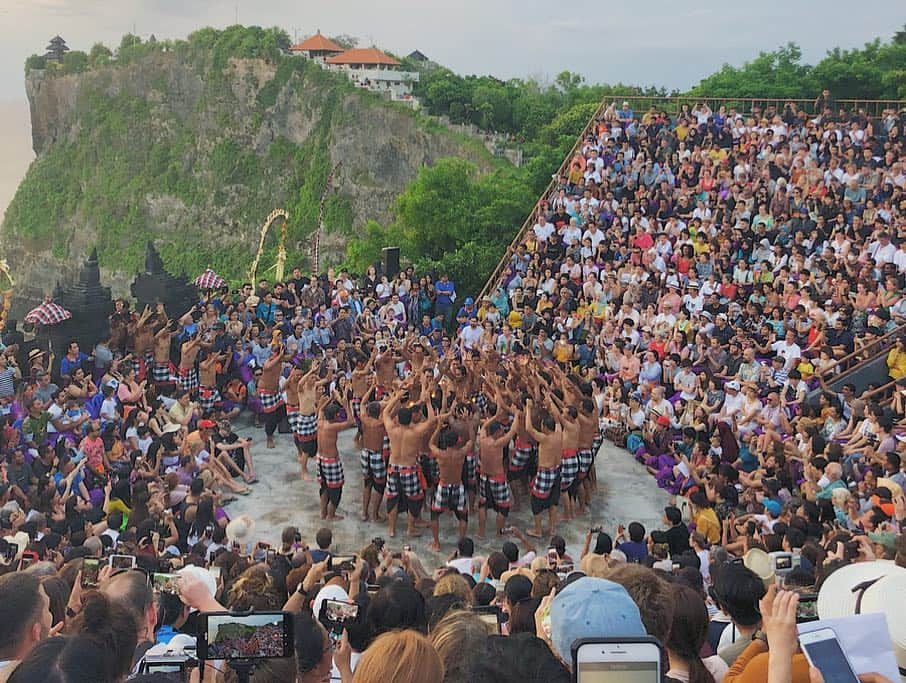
[3,49,493,306]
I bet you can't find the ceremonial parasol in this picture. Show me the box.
[24,301,72,326]
[193,268,227,290]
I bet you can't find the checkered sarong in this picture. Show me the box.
[479,473,512,511]
[198,385,222,414]
[258,390,284,414]
[152,362,171,383]
[560,450,579,491]
[577,448,593,480]
[432,482,467,514]
[385,464,424,501]
[317,455,344,489]
[461,454,478,488]
[288,410,317,440]
[351,397,362,424]
[360,448,387,485]
[509,443,536,474]
[177,366,199,394]
[472,392,489,414]
[531,466,561,499]
[419,453,440,487]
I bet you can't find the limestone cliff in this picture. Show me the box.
[2,41,494,305]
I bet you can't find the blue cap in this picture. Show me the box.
[464,297,474,305]
[764,499,781,517]
[550,577,646,662]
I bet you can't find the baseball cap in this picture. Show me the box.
[725,380,740,391]
[464,297,474,305]
[763,499,781,517]
[198,419,217,429]
[656,415,670,427]
[549,577,645,663]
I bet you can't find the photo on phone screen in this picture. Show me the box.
[198,611,293,660]
[470,605,504,634]
[109,554,137,570]
[328,555,356,572]
[82,558,100,588]
[799,628,860,683]
[573,638,662,683]
[318,599,360,635]
[151,572,180,595]
[18,552,38,571]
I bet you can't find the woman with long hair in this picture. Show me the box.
[664,585,725,683]
[337,629,444,683]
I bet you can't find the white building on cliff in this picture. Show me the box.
[289,33,419,108]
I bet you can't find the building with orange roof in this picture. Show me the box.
[288,31,343,62]
[322,46,419,108]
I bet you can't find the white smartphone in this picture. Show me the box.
[573,638,662,683]
[108,554,137,570]
[799,628,860,683]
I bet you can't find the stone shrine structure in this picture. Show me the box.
[130,243,197,317]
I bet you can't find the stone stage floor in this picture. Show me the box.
[225,421,670,566]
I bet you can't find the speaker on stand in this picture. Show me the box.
[382,247,401,278]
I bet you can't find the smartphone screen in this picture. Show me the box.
[82,558,100,588]
[198,611,293,660]
[151,572,180,595]
[109,554,137,570]
[19,553,37,571]
[329,555,356,571]
[800,629,860,683]
[575,641,661,683]
[319,598,360,635]
[471,606,503,634]
[209,566,222,582]
[266,548,276,564]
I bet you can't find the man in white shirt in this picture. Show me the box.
[459,317,483,351]
[771,330,802,371]
[533,217,555,243]
[869,232,897,267]
[583,223,606,249]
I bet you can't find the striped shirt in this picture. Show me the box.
[0,367,16,399]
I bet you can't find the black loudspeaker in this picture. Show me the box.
[382,247,401,278]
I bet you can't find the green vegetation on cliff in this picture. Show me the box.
[5,25,492,290]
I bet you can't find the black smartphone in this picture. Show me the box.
[318,598,361,637]
[197,611,293,661]
[328,554,356,572]
[266,548,276,564]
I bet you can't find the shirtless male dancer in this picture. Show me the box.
[524,398,563,538]
[290,362,325,479]
[177,334,204,397]
[198,351,229,416]
[427,417,472,552]
[477,412,520,538]
[257,343,286,449]
[316,395,355,521]
[152,318,177,385]
[358,389,389,522]
[382,385,437,538]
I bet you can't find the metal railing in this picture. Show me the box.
[477,98,609,300]
[591,95,905,118]
[817,323,905,390]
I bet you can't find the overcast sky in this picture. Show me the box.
[0,0,899,101]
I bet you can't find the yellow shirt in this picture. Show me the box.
[507,310,523,329]
[553,342,573,363]
[695,507,721,544]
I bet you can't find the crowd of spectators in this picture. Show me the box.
[0,95,905,682]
